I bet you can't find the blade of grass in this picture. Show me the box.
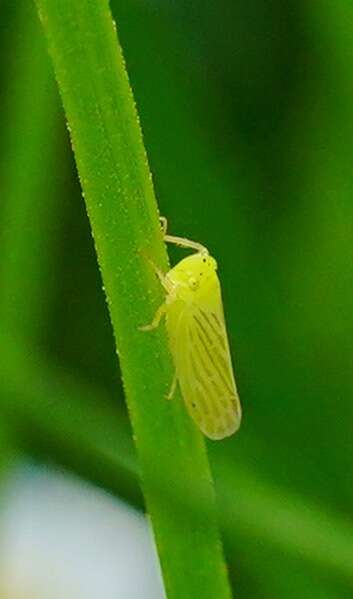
[34,1,232,596]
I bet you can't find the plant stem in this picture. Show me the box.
[34,1,232,596]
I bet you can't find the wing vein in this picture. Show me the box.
[192,317,234,395]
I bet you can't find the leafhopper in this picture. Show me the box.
[141,218,241,440]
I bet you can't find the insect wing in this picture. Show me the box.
[174,276,241,440]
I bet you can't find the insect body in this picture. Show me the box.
[141,218,241,440]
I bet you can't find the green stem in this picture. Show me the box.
[34,1,232,596]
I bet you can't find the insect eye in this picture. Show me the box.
[188,276,199,290]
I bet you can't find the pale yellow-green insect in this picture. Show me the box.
[141,217,241,440]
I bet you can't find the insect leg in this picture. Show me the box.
[166,371,178,400]
[139,302,167,331]
[159,215,207,253]
[144,254,174,293]
[159,216,168,235]
[164,233,208,254]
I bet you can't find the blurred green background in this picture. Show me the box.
[0,1,353,597]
